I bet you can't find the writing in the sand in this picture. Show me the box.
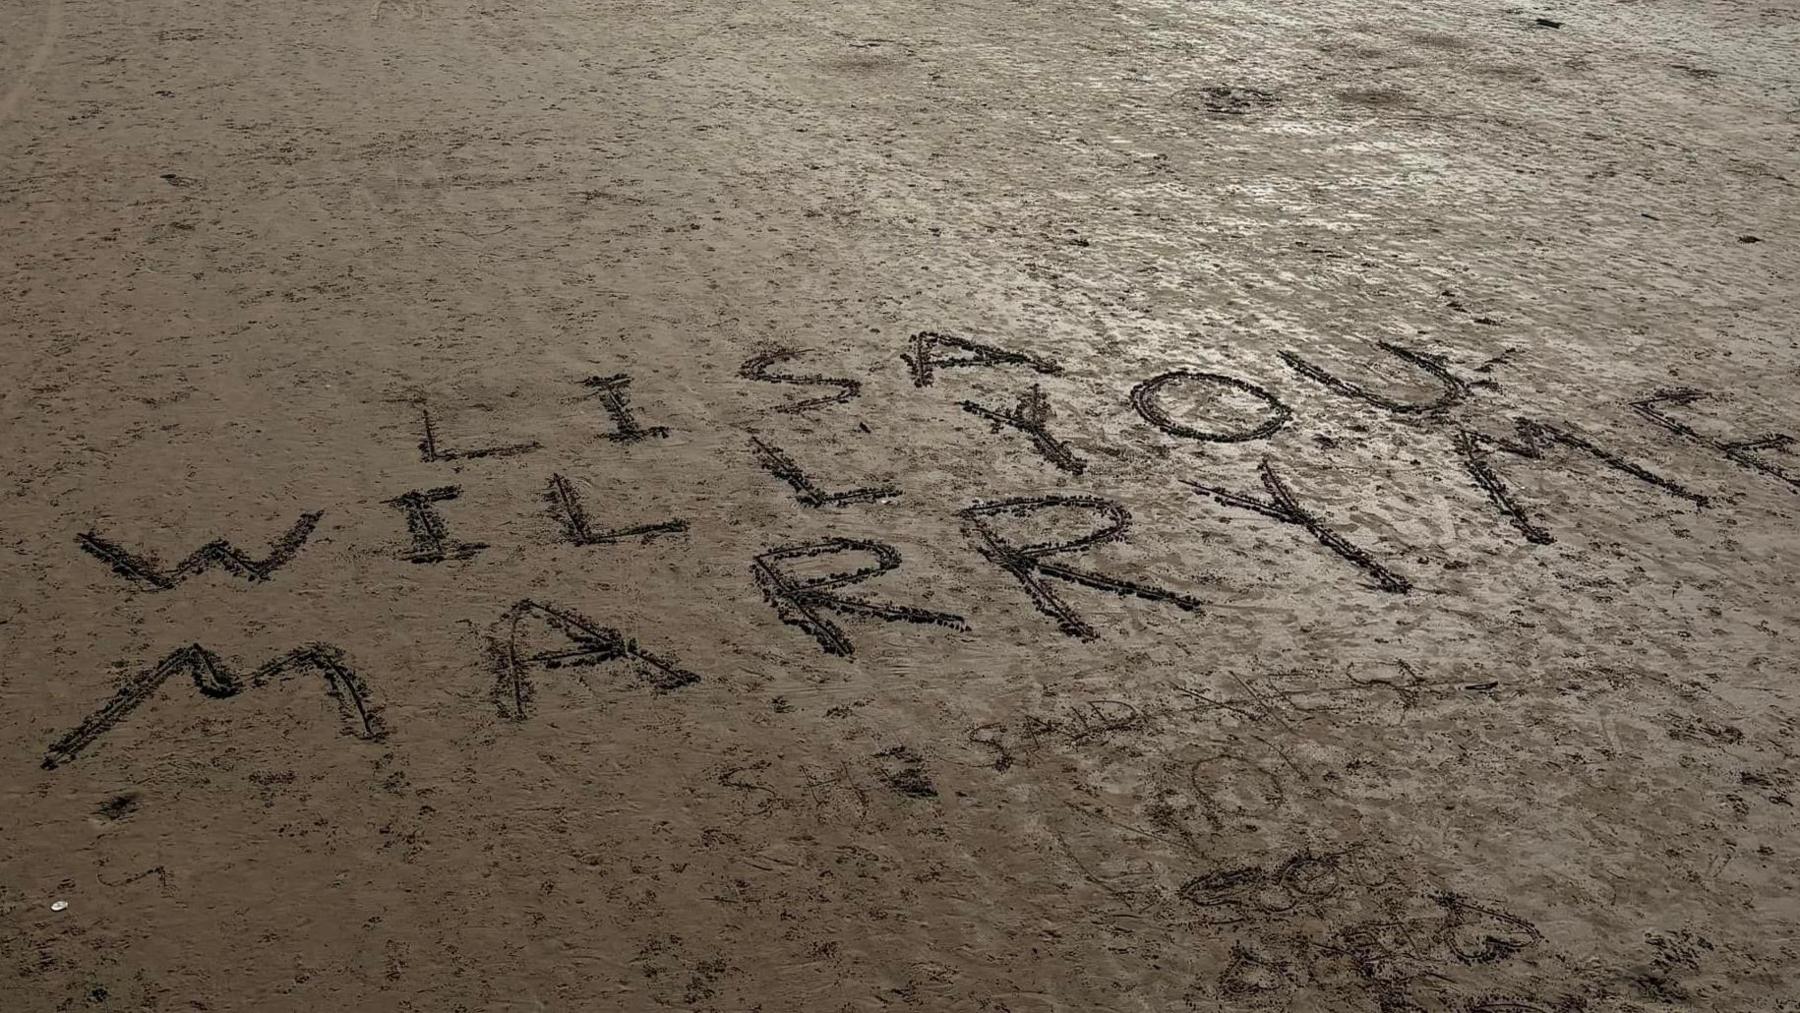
[46,330,1792,766]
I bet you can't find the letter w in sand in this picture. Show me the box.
[77,512,323,590]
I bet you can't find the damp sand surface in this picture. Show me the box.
[2,0,1798,1010]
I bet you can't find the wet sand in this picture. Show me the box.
[2,0,1797,1009]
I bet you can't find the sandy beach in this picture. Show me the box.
[2,0,1797,1009]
